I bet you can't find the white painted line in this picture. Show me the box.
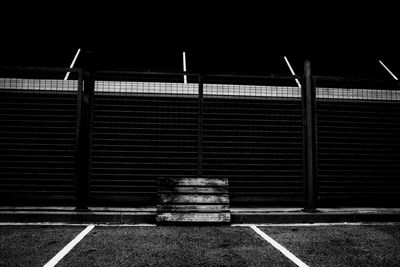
[43,224,94,267]
[250,225,309,267]
[379,60,398,80]
[284,56,302,88]
[64,48,81,80]
[183,51,187,84]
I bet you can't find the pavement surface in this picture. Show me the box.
[1,224,400,266]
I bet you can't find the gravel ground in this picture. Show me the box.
[0,225,85,267]
[59,226,295,267]
[261,225,400,267]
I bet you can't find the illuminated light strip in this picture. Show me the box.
[183,51,187,84]
[43,224,94,267]
[250,225,309,267]
[284,56,302,88]
[64,48,81,80]
[379,60,398,80]
[1,78,399,100]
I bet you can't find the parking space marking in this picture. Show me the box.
[250,225,309,267]
[43,224,95,267]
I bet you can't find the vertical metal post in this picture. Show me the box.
[302,60,317,212]
[198,75,204,177]
[75,50,94,211]
[75,68,84,209]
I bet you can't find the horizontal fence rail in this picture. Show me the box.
[4,78,398,101]
[316,87,400,101]
[0,65,399,209]
[0,78,78,92]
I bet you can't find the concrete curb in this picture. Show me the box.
[231,208,400,224]
[231,212,400,224]
[0,211,155,224]
[1,207,400,224]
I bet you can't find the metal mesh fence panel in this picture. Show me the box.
[4,65,400,209]
[202,76,304,206]
[90,73,199,206]
[315,78,400,206]
[0,69,80,206]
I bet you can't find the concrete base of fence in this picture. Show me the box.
[1,207,400,224]
[0,207,156,224]
[230,208,400,224]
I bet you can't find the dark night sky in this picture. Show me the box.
[1,2,399,79]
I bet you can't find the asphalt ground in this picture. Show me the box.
[261,225,400,267]
[0,225,85,267]
[1,224,399,266]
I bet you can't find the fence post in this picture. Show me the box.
[75,50,94,211]
[198,75,204,177]
[302,59,317,212]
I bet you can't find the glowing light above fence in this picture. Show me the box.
[284,56,301,88]
[379,60,398,81]
[64,48,81,80]
[183,51,187,84]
